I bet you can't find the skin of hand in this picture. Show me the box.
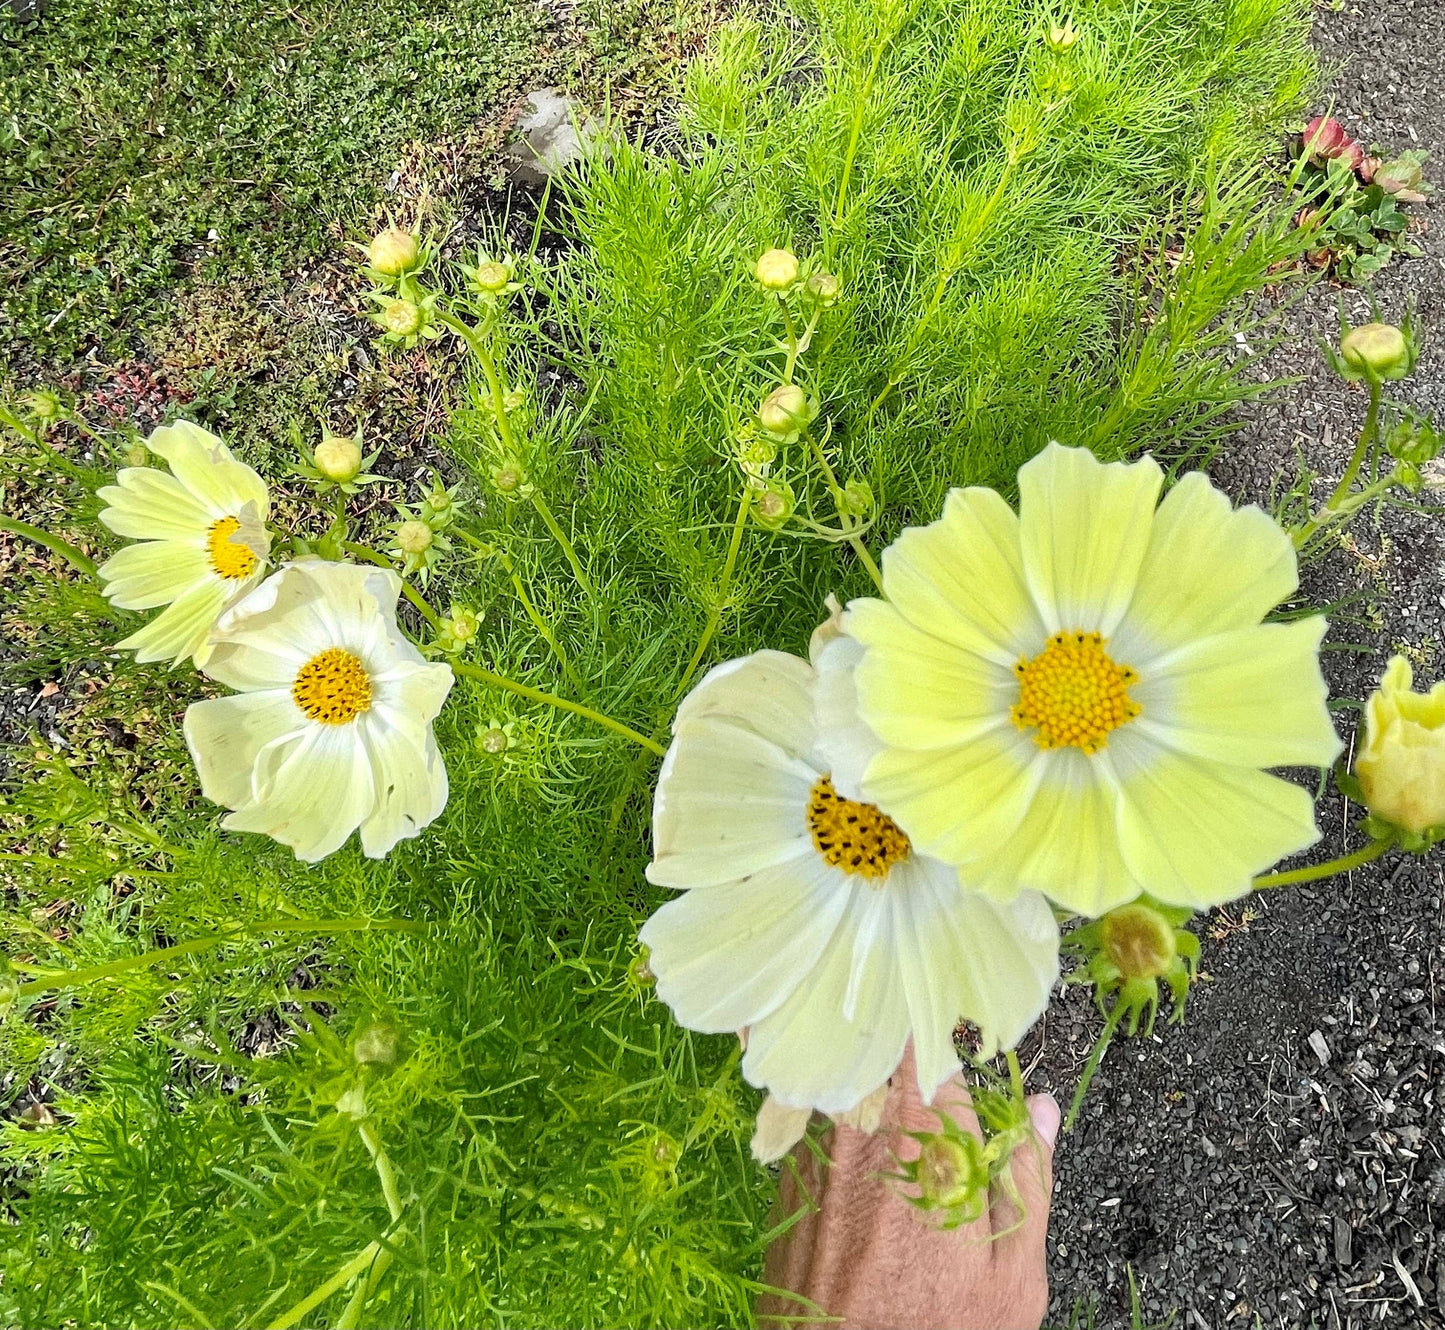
[758,1049,1061,1330]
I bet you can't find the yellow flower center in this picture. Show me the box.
[807,776,911,881]
[206,516,259,580]
[292,648,373,724]
[1011,630,1141,754]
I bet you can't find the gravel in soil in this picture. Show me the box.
[1037,4,1445,1326]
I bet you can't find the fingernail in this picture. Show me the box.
[1027,1093,1061,1149]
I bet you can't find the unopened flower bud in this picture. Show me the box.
[353,1022,400,1066]
[626,946,655,989]
[473,260,512,294]
[490,460,528,494]
[314,432,363,484]
[1356,656,1445,836]
[1341,322,1412,380]
[22,389,64,421]
[1303,115,1364,171]
[1099,902,1177,980]
[381,299,424,338]
[478,725,510,755]
[446,605,481,643]
[1046,17,1079,52]
[503,388,526,412]
[758,384,811,436]
[752,478,795,530]
[367,227,420,277]
[840,476,874,518]
[805,271,841,307]
[755,248,800,291]
[395,519,433,555]
[124,442,150,468]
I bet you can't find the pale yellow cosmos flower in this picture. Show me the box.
[183,561,453,862]
[641,643,1059,1140]
[98,421,270,667]
[1356,655,1445,835]
[843,443,1342,916]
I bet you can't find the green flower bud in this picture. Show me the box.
[124,442,150,468]
[478,725,511,754]
[314,432,363,484]
[490,460,529,495]
[446,604,481,643]
[758,384,811,436]
[503,388,526,412]
[476,261,512,293]
[755,248,800,292]
[1341,322,1413,380]
[1099,902,1177,981]
[381,299,424,338]
[353,1022,400,1066]
[840,476,874,519]
[1046,17,1079,52]
[626,946,655,989]
[805,271,841,307]
[367,227,420,277]
[21,389,64,421]
[395,519,434,555]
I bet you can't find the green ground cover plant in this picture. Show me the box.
[0,0,1353,1326]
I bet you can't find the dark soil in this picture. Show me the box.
[1038,3,1445,1326]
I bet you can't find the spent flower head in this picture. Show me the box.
[751,477,795,531]
[476,718,518,757]
[20,388,65,423]
[420,474,461,528]
[804,270,842,308]
[1065,898,1200,1035]
[434,604,482,654]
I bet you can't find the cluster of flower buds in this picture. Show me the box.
[752,247,842,310]
[1045,16,1079,53]
[359,221,448,349]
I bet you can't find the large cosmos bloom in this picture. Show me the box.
[98,421,270,667]
[640,640,1059,1154]
[844,443,1342,917]
[184,561,453,862]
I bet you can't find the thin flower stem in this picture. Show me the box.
[832,36,893,228]
[341,542,440,628]
[1252,837,1389,890]
[267,1240,386,1330]
[851,538,886,595]
[1294,376,1386,549]
[1005,1049,1025,1103]
[13,918,420,1000]
[803,432,885,594]
[1064,1002,1126,1133]
[0,515,98,578]
[452,660,665,757]
[674,488,753,702]
[441,309,593,596]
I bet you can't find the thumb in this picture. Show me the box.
[990,1093,1059,1256]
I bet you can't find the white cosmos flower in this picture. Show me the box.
[844,442,1343,917]
[640,640,1059,1160]
[98,421,271,667]
[183,561,453,862]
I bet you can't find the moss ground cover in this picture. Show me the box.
[0,0,1329,1325]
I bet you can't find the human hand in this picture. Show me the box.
[758,1049,1061,1330]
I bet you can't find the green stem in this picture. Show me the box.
[832,39,891,228]
[0,515,98,578]
[441,310,593,596]
[850,536,886,595]
[267,1241,386,1330]
[1330,375,1382,508]
[14,918,419,1000]
[802,433,884,593]
[1005,1049,1025,1104]
[1064,1002,1125,1132]
[452,659,664,757]
[674,489,752,702]
[1252,837,1389,890]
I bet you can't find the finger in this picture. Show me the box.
[989,1092,1060,1255]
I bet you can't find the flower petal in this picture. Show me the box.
[848,598,1018,751]
[871,485,1043,663]
[184,690,305,810]
[145,420,268,517]
[743,887,911,1113]
[1017,442,1163,635]
[358,727,449,858]
[1112,471,1298,660]
[648,714,816,889]
[98,467,214,541]
[751,1097,813,1164]
[811,634,882,801]
[861,725,1041,868]
[222,724,377,862]
[1110,736,1320,909]
[1133,618,1341,768]
[674,650,818,756]
[962,749,1142,916]
[116,577,233,666]
[99,539,211,610]
[371,659,455,740]
[642,854,851,1033]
